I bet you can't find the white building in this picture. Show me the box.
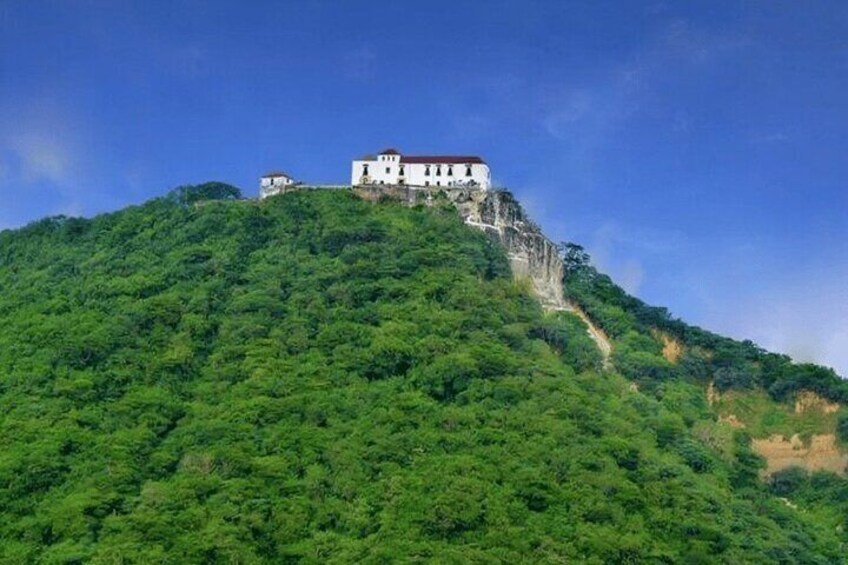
[351,149,491,189]
[259,171,297,198]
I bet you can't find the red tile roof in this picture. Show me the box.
[261,171,290,178]
[379,148,401,155]
[400,155,485,164]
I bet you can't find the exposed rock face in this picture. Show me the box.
[456,190,566,310]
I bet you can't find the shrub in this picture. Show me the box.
[769,466,808,496]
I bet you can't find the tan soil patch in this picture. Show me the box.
[652,330,683,363]
[719,414,745,428]
[707,382,719,406]
[751,433,847,476]
[794,391,840,415]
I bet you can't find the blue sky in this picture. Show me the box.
[1,1,846,375]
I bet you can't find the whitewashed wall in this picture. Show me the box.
[259,175,295,199]
[351,155,491,189]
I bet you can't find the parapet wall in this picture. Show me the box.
[353,185,567,310]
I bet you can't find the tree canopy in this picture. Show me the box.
[0,189,845,562]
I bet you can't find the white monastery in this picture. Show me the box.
[258,149,492,197]
[351,149,491,189]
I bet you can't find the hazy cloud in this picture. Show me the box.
[706,274,848,377]
[582,221,687,296]
[540,19,752,150]
[0,99,92,225]
[0,99,87,189]
[4,130,75,185]
[542,92,594,140]
[663,19,751,64]
[751,132,789,144]
[592,221,686,256]
[677,240,848,379]
[171,44,209,77]
[618,259,646,295]
[342,47,376,82]
[451,114,494,141]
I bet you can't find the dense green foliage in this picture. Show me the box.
[0,187,845,562]
[166,182,244,206]
[561,243,847,402]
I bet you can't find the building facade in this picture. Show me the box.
[259,171,297,198]
[351,149,491,189]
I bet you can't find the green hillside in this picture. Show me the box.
[1,184,846,563]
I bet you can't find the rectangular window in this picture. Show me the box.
[385,167,390,174]
[447,167,453,176]
[425,166,430,176]
[466,166,472,176]
[436,167,441,176]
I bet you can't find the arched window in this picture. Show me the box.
[436,166,442,176]
[447,166,453,176]
[466,166,472,177]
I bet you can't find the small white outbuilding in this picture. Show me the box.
[259,171,297,198]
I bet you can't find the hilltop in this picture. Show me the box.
[0,183,846,563]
